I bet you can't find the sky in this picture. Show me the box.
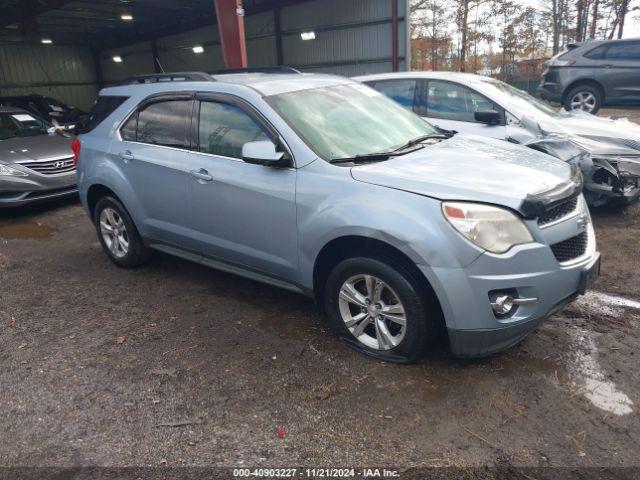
[526,0,640,39]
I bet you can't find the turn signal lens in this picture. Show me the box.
[71,138,81,165]
[442,201,534,253]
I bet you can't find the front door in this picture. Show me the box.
[418,79,507,139]
[185,96,298,282]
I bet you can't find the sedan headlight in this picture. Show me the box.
[442,202,533,253]
[0,164,27,177]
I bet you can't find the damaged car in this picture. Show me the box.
[356,71,640,207]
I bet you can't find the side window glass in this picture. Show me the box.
[605,42,640,60]
[585,45,608,59]
[198,101,270,159]
[121,112,137,141]
[427,81,496,122]
[136,100,191,148]
[369,80,417,110]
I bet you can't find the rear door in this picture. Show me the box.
[420,80,507,138]
[184,93,298,281]
[598,41,640,104]
[110,94,198,248]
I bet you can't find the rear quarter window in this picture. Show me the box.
[78,95,129,134]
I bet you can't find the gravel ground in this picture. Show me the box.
[1,132,639,474]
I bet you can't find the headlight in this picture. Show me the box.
[0,164,27,177]
[442,202,534,253]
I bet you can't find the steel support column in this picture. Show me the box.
[214,0,248,68]
[274,7,283,66]
[391,0,399,72]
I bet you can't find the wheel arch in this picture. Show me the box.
[562,78,605,105]
[87,184,120,220]
[312,235,442,313]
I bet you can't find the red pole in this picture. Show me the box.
[214,0,248,68]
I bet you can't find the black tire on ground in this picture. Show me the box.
[323,255,442,363]
[563,84,602,114]
[94,196,150,268]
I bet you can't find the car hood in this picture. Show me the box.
[350,135,575,214]
[539,110,640,156]
[0,134,73,164]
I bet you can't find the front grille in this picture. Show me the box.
[551,231,588,263]
[538,196,579,226]
[18,157,75,175]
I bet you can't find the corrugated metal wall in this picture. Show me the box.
[98,0,408,82]
[0,44,98,111]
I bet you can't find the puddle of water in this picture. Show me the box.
[0,222,53,240]
[569,328,633,416]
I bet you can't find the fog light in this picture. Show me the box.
[491,294,514,315]
[489,290,538,317]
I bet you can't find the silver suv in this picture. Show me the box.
[76,72,600,362]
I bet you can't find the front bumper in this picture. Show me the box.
[419,225,599,358]
[0,171,77,208]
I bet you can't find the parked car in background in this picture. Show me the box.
[76,71,599,362]
[0,94,87,126]
[538,38,640,114]
[356,71,640,207]
[0,106,77,208]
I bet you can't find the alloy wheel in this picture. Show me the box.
[99,207,129,259]
[338,274,407,350]
[570,91,596,112]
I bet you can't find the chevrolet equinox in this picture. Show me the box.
[76,71,601,362]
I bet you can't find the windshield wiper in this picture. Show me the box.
[390,133,450,153]
[329,152,396,164]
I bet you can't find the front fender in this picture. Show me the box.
[295,167,483,290]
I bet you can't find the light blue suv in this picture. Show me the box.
[76,71,600,362]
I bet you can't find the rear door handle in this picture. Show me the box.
[190,168,213,182]
[119,150,134,162]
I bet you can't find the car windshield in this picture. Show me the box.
[267,83,437,161]
[479,78,561,119]
[0,112,49,140]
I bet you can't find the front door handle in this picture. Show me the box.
[119,150,134,162]
[190,168,213,182]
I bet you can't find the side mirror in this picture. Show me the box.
[242,140,286,167]
[474,110,501,125]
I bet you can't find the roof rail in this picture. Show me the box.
[215,66,301,75]
[116,72,215,85]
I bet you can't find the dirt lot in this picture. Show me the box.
[1,126,639,474]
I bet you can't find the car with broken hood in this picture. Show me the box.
[356,71,640,207]
[76,71,600,362]
[0,106,77,208]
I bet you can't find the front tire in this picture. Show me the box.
[94,196,149,268]
[324,256,441,363]
[563,85,602,114]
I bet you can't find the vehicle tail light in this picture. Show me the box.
[71,138,81,165]
[550,59,575,67]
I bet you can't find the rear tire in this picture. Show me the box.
[563,85,602,114]
[323,256,441,363]
[94,196,150,268]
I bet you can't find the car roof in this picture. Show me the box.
[101,72,354,97]
[0,105,26,114]
[354,71,492,84]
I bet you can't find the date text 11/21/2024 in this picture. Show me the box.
[232,468,400,478]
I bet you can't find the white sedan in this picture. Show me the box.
[355,72,640,207]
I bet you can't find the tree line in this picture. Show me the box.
[411,0,638,74]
